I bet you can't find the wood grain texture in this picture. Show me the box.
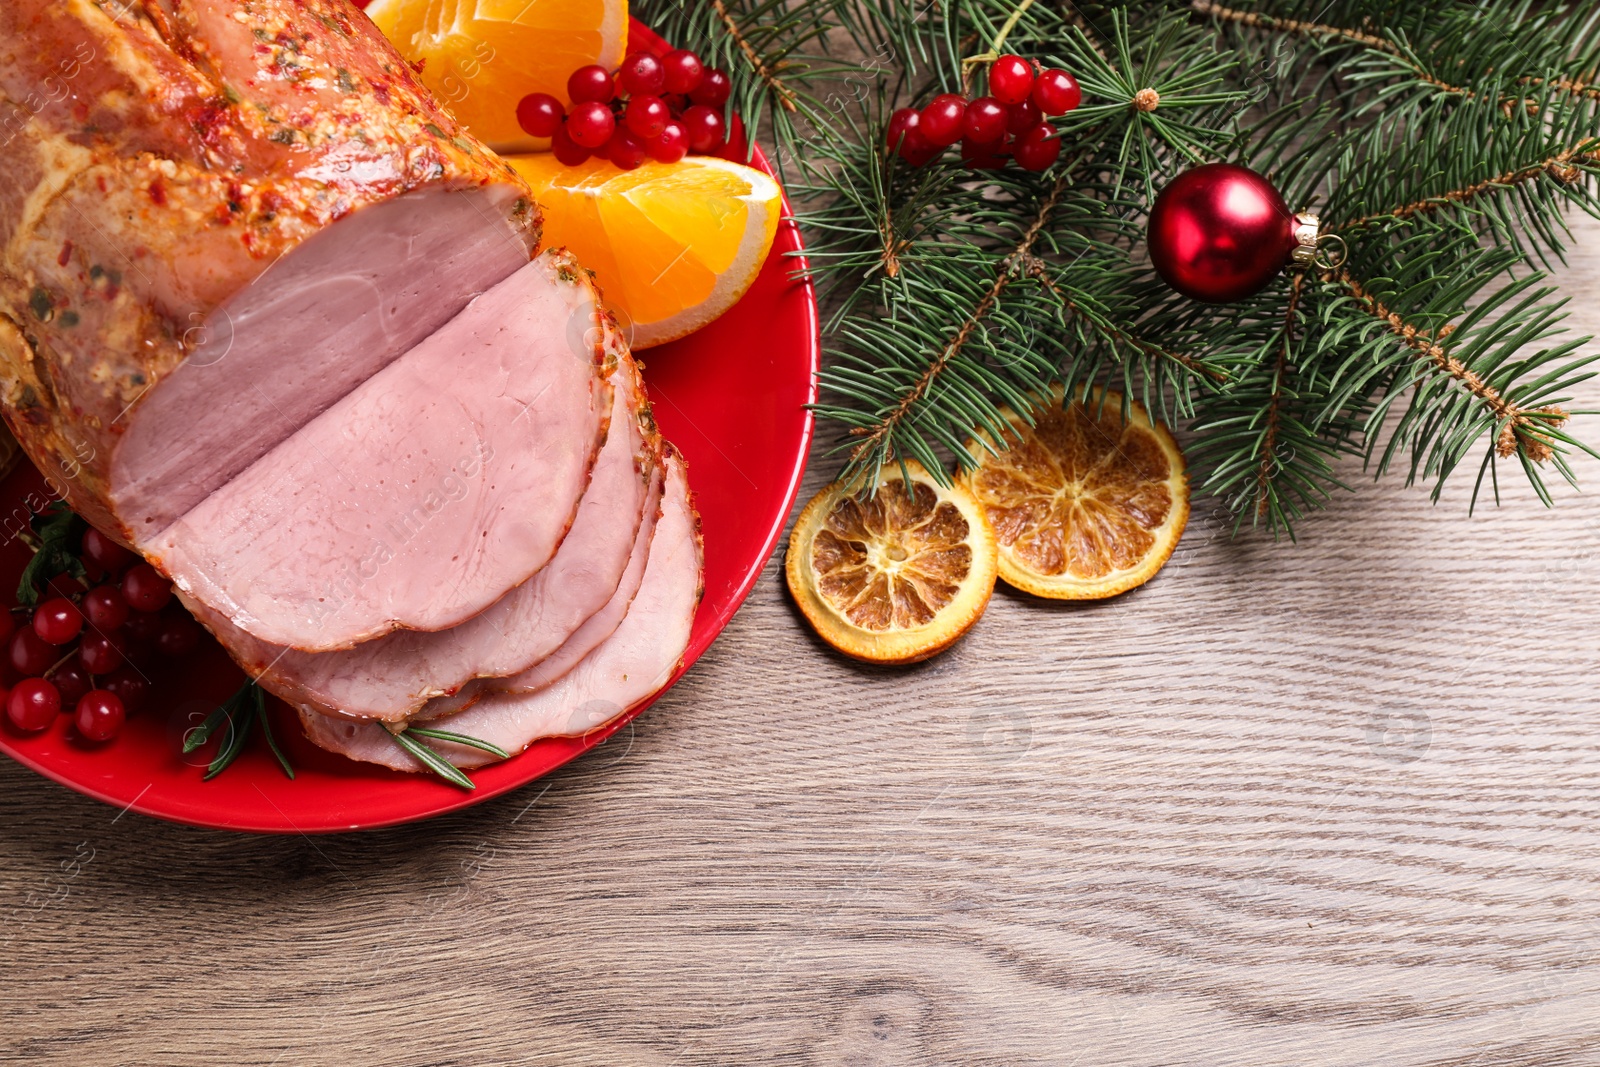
[5,225,1600,1067]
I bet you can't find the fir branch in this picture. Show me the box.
[1256,271,1305,519]
[708,0,798,111]
[1189,0,1394,53]
[846,174,1068,466]
[1341,142,1600,230]
[1333,268,1571,461]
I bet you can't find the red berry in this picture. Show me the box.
[960,137,1008,170]
[1007,97,1042,134]
[516,92,564,138]
[605,127,647,170]
[7,678,59,732]
[989,54,1036,105]
[662,49,705,94]
[919,93,966,148]
[550,125,591,166]
[0,611,14,648]
[32,597,82,645]
[82,529,135,574]
[682,104,726,152]
[886,107,919,151]
[650,120,689,163]
[79,631,124,675]
[1032,69,1081,116]
[121,563,172,613]
[896,117,939,166]
[568,64,615,104]
[690,68,731,109]
[10,627,56,677]
[83,585,129,632]
[74,689,124,743]
[1012,122,1061,171]
[51,661,92,709]
[566,101,616,149]
[962,96,1008,144]
[618,52,665,96]
[123,608,163,645]
[625,94,670,140]
[156,609,203,659]
[101,666,149,717]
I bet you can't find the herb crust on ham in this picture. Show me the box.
[0,0,538,540]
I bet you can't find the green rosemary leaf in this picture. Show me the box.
[17,505,86,608]
[388,729,476,791]
[405,727,511,760]
[255,686,296,780]
[183,680,255,754]
[202,692,257,781]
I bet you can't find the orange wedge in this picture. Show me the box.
[366,0,628,152]
[959,387,1189,599]
[786,461,999,664]
[508,153,780,348]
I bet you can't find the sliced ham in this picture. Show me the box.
[152,251,613,652]
[419,457,665,721]
[0,0,537,541]
[186,354,661,718]
[300,448,704,771]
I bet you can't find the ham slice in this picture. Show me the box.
[186,354,661,718]
[0,0,537,541]
[152,251,613,652]
[300,449,704,771]
[418,457,665,721]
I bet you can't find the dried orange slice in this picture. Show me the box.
[959,387,1189,599]
[786,460,998,664]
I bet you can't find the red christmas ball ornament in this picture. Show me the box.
[1147,163,1301,303]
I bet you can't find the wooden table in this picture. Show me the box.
[5,220,1600,1067]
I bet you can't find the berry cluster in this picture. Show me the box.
[516,49,732,170]
[3,529,204,743]
[888,56,1082,172]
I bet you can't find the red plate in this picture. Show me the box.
[0,24,817,832]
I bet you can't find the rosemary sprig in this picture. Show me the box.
[16,504,87,607]
[183,680,294,780]
[405,726,511,760]
[386,728,477,790]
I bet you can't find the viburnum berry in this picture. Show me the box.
[662,49,705,94]
[1012,122,1061,171]
[682,104,726,152]
[10,627,56,677]
[83,585,129,632]
[51,662,92,710]
[1031,69,1081,116]
[962,96,1008,144]
[516,92,565,138]
[156,611,202,659]
[101,666,149,717]
[32,597,82,646]
[960,137,1008,170]
[82,529,135,574]
[989,54,1035,106]
[7,678,60,732]
[121,563,172,613]
[550,125,591,166]
[919,93,966,148]
[690,68,731,109]
[566,101,616,149]
[1006,97,1043,135]
[568,65,615,104]
[886,108,919,151]
[618,52,666,96]
[0,611,14,649]
[625,94,670,140]
[606,127,648,170]
[74,689,124,743]
[79,631,124,675]
[651,120,689,163]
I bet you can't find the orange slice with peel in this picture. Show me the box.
[508,153,781,348]
[959,386,1189,599]
[366,0,628,152]
[786,460,999,664]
